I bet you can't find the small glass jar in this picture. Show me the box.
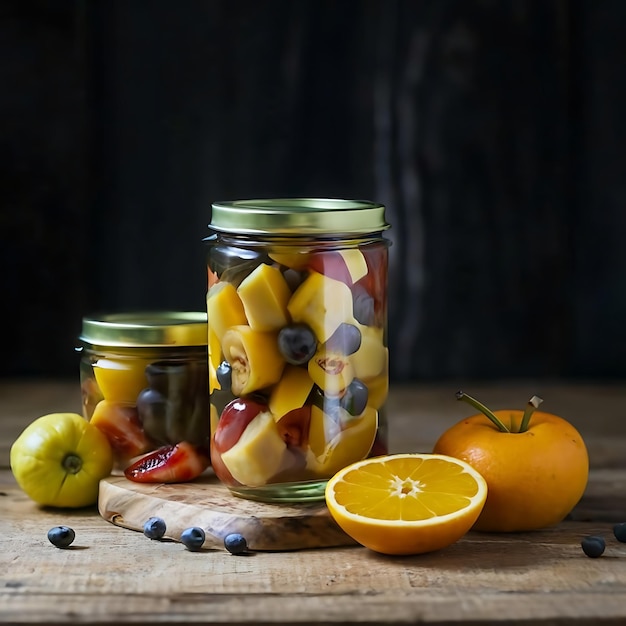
[78,312,210,475]
[206,198,390,502]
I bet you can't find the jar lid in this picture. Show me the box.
[209,198,390,236]
[79,312,208,348]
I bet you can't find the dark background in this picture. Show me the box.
[2,0,625,383]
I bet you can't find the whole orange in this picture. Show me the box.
[432,392,589,532]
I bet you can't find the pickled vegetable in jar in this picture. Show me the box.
[78,312,210,480]
[206,198,390,502]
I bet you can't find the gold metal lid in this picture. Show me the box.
[209,198,390,236]
[79,312,208,348]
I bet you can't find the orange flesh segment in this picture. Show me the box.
[332,457,479,521]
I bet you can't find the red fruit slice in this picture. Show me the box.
[124,441,210,483]
[210,398,268,487]
[276,406,312,448]
[91,400,153,463]
[209,437,238,486]
[213,398,268,453]
[307,249,369,286]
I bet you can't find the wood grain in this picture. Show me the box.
[3,381,626,624]
[99,474,355,551]
[3,469,626,625]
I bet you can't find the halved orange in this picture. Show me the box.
[325,453,488,555]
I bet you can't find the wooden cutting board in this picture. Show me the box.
[98,471,356,551]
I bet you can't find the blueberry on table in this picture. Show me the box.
[180,527,205,551]
[581,535,605,558]
[613,522,626,543]
[224,533,248,555]
[143,517,166,540]
[47,526,75,548]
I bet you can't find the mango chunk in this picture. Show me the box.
[220,410,287,487]
[207,282,247,339]
[269,365,314,419]
[287,271,354,343]
[237,263,292,332]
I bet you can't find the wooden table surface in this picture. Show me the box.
[2,379,626,625]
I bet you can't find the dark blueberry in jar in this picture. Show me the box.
[47,526,75,548]
[581,535,605,558]
[224,533,248,555]
[144,362,173,394]
[325,323,361,355]
[143,516,166,540]
[352,285,376,326]
[613,522,626,543]
[282,268,307,291]
[216,360,232,390]
[180,527,205,551]
[137,388,168,440]
[278,324,317,365]
[340,379,369,416]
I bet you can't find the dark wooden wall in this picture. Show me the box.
[2,0,625,382]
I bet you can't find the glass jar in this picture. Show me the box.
[78,312,210,477]
[206,198,390,502]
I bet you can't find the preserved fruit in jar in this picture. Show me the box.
[78,312,211,482]
[206,198,390,502]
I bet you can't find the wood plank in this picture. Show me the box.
[3,380,626,624]
[2,466,626,624]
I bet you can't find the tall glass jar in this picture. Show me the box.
[206,199,390,502]
[78,312,210,477]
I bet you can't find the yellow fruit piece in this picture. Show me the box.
[209,329,222,393]
[93,357,152,405]
[288,271,354,343]
[10,412,113,508]
[325,453,488,556]
[268,365,314,419]
[307,406,377,477]
[237,263,292,332]
[308,349,355,396]
[222,325,285,395]
[207,281,247,340]
[268,249,310,269]
[308,405,341,458]
[220,410,288,486]
[339,249,368,283]
[350,324,387,379]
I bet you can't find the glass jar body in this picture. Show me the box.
[207,233,389,502]
[79,317,210,476]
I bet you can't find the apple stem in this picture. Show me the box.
[519,395,543,433]
[456,391,511,433]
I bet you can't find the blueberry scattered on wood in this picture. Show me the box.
[143,517,166,540]
[47,526,75,548]
[581,535,605,558]
[613,522,626,543]
[224,533,249,555]
[181,527,205,551]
